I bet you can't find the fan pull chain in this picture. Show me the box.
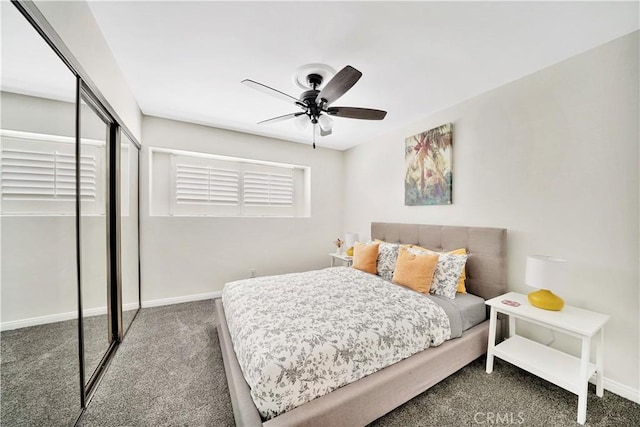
[312,123,316,149]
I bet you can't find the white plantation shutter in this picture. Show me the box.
[2,149,55,198]
[169,153,298,217]
[1,149,96,200]
[54,152,78,199]
[170,155,240,216]
[243,171,293,206]
[1,130,105,215]
[175,164,238,205]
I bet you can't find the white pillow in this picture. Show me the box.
[407,247,467,299]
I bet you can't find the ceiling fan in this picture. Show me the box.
[242,65,387,148]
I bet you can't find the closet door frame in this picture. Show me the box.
[119,131,142,339]
[76,83,121,402]
[11,0,143,413]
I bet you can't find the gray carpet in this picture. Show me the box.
[79,300,232,427]
[77,299,639,427]
[0,310,138,427]
[1,319,81,426]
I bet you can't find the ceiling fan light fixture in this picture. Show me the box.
[295,113,309,130]
[318,114,333,132]
[244,64,387,148]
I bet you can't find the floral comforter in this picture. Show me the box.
[221,267,452,420]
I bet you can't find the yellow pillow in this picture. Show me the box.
[352,241,380,274]
[412,246,468,293]
[392,247,439,293]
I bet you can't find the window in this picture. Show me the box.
[1,129,105,215]
[162,150,308,217]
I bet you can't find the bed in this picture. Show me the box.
[215,222,507,426]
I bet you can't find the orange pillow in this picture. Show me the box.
[392,247,439,293]
[352,241,380,274]
[412,246,468,293]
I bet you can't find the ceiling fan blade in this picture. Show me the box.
[242,79,303,107]
[258,112,304,125]
[326,107,387,120]
[315,65,362,106]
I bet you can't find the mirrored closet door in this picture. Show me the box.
[1,1,142,425]
[78,93,113,389]
[120,130,141,335]
[0,2,81,425]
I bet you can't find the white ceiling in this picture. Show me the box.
[4,2,639,151]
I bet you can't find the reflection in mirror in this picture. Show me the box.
[79,96,111,386]
[120,131,140,333]
[0,2,80,425]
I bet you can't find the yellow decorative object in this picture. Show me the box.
[527,289,564,311]
[346,247,354,256]
[525,255,568,311]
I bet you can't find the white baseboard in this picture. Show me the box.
[122,302,140,312]
[1,292,219,331]
[0,291,218,331]
[590,375,640,404]
[2,310,78,331]
[141,291,221,308]
[1,302,140,332]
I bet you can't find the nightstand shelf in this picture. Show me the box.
[486,292,609,425]
[492,335,597,395]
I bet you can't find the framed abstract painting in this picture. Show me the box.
[404,123,453,205]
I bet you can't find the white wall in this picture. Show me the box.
[343,32,639,397]
[33,0,142,142]
[1,92,110,325]
[140,116,343,303]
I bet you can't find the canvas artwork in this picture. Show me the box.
[404,123,453,205]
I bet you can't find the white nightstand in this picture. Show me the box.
[485,292,609,425]
[329,253,353,267]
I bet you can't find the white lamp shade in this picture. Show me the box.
[344,232,359,249]
[295,114,309,130]
[318,114,333,132]
[525,255,568,292]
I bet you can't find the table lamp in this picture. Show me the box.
[525,255,568,311]
[344,232,359,256]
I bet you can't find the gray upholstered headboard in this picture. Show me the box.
[371,222,507,300]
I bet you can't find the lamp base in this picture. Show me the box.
[528,289,564,311]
